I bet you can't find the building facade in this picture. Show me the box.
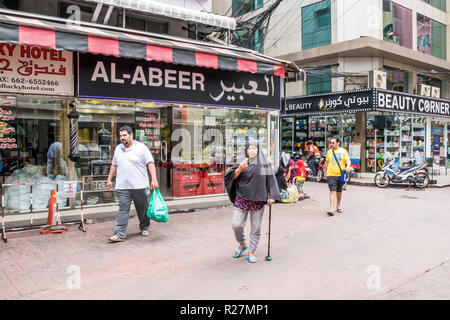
[214,0,450,172]
[0,0,298,215]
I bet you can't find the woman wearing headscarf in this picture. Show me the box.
[224,138,281,263]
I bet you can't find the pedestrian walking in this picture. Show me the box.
[107,126,159,242]
[324,136,351,216]
[224,138,281,263]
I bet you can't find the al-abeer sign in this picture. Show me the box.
[0,44,73,96]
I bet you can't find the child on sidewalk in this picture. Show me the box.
[295,156,307,200]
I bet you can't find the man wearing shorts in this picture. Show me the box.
[324,136,351,216]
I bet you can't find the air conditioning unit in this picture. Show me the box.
[431,86,441,98]
[417,84,431,97]
[369,71,387,89]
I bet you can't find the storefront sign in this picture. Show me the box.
[377,90,450,117]
[285,89,450,119]
[78,53,281,110]
[0,44,73,96]
[284,90,374,115]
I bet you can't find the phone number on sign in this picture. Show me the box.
[10,78,60,86]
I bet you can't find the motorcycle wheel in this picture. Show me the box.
[316,170,323,182]
[414,172,429,189]
[374,172,390,188]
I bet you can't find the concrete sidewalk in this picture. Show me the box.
[1,183,450,300]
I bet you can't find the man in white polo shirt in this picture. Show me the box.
[107,126,159,242]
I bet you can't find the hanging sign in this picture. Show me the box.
[284,89,375,115]
[377,90,450,117]
[78,53,281,110]
[0,44,73,96]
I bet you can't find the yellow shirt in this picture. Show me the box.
[326,147,349,177]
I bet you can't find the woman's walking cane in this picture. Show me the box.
[265,204,272,261]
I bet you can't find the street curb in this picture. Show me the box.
[306,177,449,188]
[2,199,233,230]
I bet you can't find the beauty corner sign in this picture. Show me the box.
[376,89,450,117]
[284,89,450,118]
[77,53,281,110]
[284,89,375,115]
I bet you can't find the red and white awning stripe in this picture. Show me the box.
[0,11,300,78]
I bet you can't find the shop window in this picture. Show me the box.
[302,0,331,50]
[280,118,294,154]
[421,0,446,11]
[417,75,442,93]
[232,0,263,17]
[417,14,447,60]
[0,96,69,213]
[171,106,269,198]
[308,117,327,152]
[306,67,332,95]
[382,0,412,49]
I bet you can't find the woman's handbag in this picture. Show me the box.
[332,149,349,183]
[147,188,169,222]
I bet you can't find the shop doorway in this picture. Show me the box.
[134,104,171,199]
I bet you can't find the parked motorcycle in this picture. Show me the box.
[374,157,429,188]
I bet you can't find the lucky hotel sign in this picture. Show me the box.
[0,43,73,96]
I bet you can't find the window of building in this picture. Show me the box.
[382,0,412,49]
[421,0,446,11]
[384,66,408,93]
[417,14,447,60]
[417,75,442,92]
[126,15,169,34]
[232,0,264,17]
[232,28,264,54]
[0,0,19,10]
[302,0,331,51]
[306,67,332,95]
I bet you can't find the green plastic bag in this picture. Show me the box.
[147,188,169,222]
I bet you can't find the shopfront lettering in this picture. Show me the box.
[90,61,205,91]
[0,143,17,149]
[379,91,450,116]
[0,44,73,95]
[0,43,16,56]
[286,103,312,112]
[378,92,416,111]
[210,76,273,103]
[79,53,281,109]
[20,46,66,62]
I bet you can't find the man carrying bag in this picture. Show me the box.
[324,136,351,217]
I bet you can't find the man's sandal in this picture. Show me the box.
[336,209,344,213]
[327,211,335,216]
[233,246,248,258]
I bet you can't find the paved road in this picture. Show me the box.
[1,182,450,300]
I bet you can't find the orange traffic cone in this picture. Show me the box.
[41,189,68,235]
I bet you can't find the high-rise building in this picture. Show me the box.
[215,0,450,173]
